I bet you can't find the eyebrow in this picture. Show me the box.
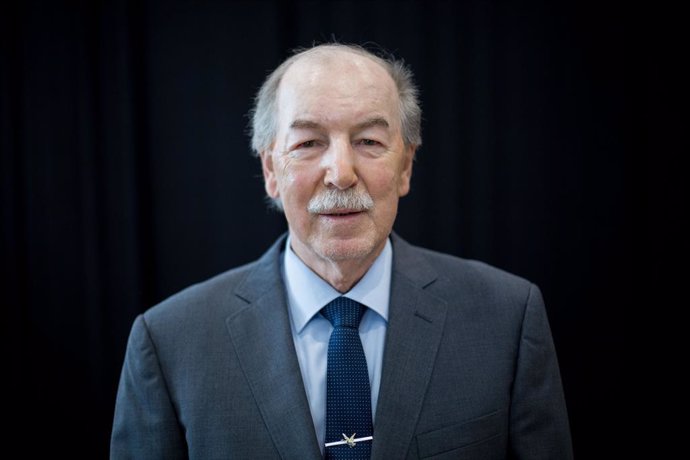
[289,117,390,131]
[355,117,390,131]
[289,119,323,130]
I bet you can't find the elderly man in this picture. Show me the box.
[111,43,573,459]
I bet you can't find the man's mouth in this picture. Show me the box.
[321,209,364,217]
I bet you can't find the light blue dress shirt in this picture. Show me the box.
[281,237,391,453]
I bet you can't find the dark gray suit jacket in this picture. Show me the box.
[111,234,573,459]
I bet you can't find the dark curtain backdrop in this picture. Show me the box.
[2,0,648,457]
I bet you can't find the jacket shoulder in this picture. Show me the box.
[397,241,545,354]
[395,235,534,294]
[420,246,532,290]
[141,259,259,330]
[395,240,540,322]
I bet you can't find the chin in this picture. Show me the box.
[315,238,378,262]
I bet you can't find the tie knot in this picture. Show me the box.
[321,297,365,329]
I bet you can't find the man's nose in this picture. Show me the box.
[323,140,358,190]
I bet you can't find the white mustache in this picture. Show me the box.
[308,188,374,214]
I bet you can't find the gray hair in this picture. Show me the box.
[249,43,422,156]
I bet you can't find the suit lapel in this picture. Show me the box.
[225,234,446,459]
[226,237,322,460]
[371,235,448,460]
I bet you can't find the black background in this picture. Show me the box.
[2,0,652,457]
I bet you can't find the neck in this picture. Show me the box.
[310,258,375,293]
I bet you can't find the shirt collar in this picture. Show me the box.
[282,236,392,334]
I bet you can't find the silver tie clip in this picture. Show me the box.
[325,433,374,448]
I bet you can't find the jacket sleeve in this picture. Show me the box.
[110,314,188,459]
[509,284,574,459]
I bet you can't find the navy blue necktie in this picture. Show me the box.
[321,297,373,459]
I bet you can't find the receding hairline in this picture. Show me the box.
[278,45,399,94]
[284,44,395,75]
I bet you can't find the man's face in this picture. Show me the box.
[261,50,415,271]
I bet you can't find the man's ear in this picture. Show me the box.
[260,150,279,200]
[397,145,416,197]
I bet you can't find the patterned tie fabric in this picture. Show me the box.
[321,297,373,459]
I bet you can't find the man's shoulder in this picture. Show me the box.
[418,245,528,284]
[142,235,286,330]
[394,239,542,330]
[393,235,536,302]
[395,235,530,282]
[142,259,260,327]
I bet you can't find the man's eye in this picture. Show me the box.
[298,140,317,148]
[359,139,379,146]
